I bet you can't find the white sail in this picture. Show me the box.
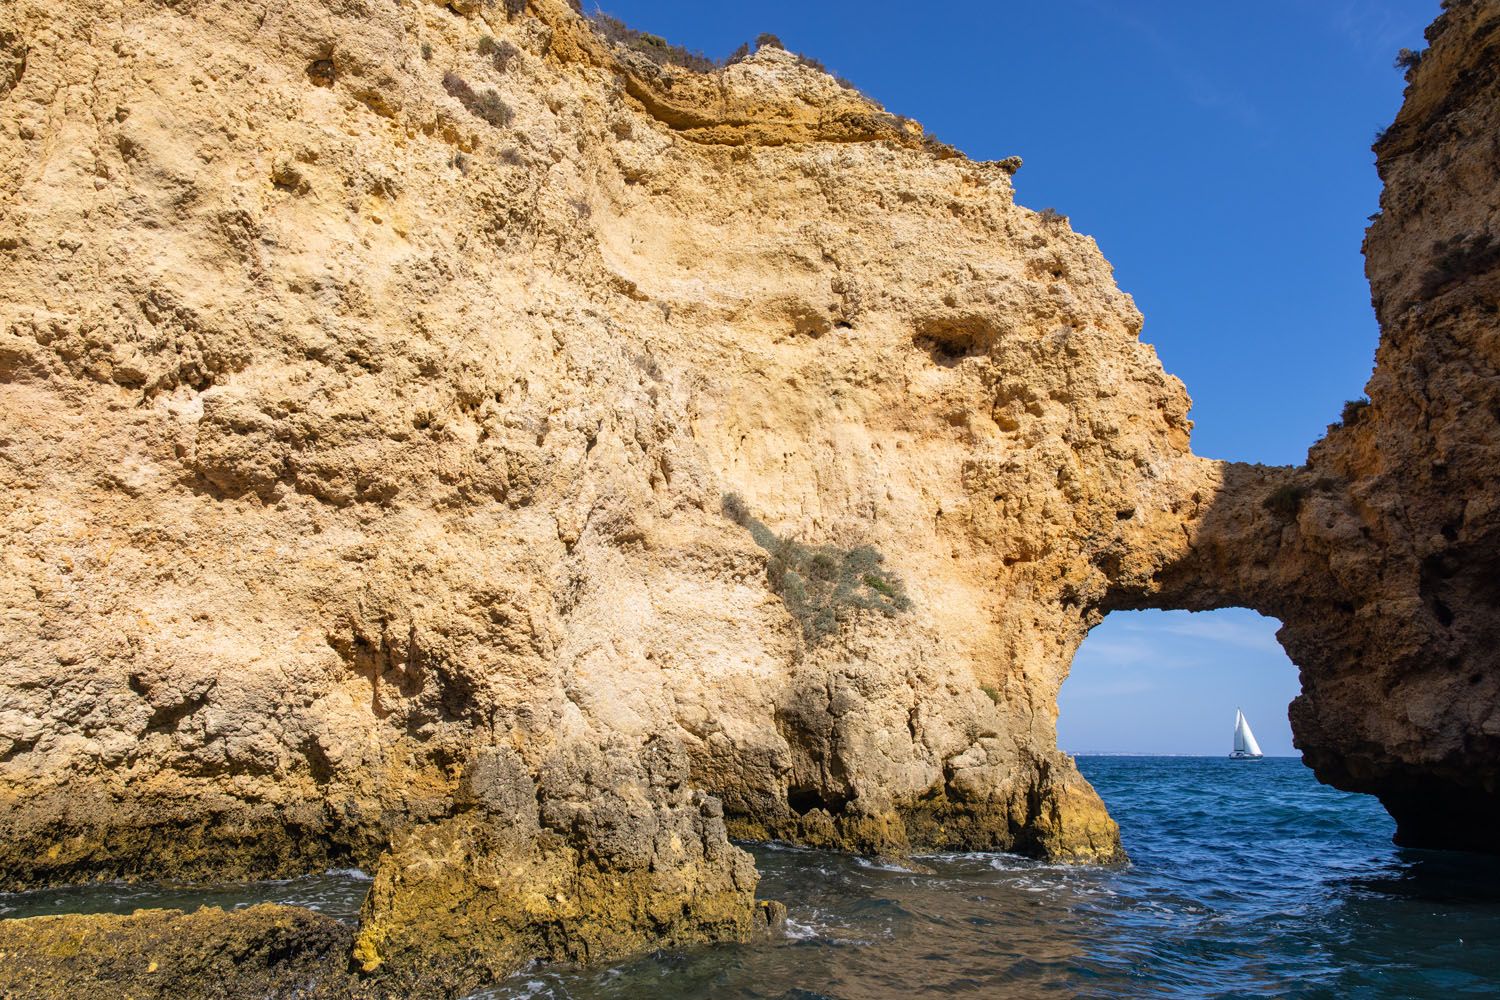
[1233,709,1264,757]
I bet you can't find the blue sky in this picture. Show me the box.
[592,1,1437,753]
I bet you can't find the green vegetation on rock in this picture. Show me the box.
[722,493,912,646]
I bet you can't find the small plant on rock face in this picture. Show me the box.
[472,90,513,126]
[756,33,785,50]
[479,36,521,73]
[1394,47,1424,70]
[1038,207,1068,228]
[721,493,913,647]
[923,132,961,159]
[796,52,828,73]
[1263,483,1309,520]
[443,72,513,127]
[1340,397,1371,427]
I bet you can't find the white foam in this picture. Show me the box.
[783,916,821,941]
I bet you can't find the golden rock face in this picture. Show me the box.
[0,0,1495,990]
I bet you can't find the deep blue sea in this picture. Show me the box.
[6,757,1500,998]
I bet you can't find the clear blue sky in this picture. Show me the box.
[592,1,1437,754]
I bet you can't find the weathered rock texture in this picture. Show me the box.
[0,0,1496,991]
[0,904,370,999]
[351,737,781,997]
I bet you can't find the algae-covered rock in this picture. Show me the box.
[353,737,768,996]
[0,904,364,999]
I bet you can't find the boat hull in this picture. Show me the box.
[1228,752,1264,760]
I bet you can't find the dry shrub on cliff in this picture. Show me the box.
[1339,397,1371,427]
[1263,484,1309,520]
[588,12,718,73]
[791,51,859,91]
[442,72,513,127]
[479,36,521,73]
[583,11,861,94]
[722,493,912,645]
[1038,207,1069,228]
[1394,47,1424,70]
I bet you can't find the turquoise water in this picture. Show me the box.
[0,867,371,921]
[5,757,1499,997]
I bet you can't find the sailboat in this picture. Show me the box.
[1229,708,1264,760]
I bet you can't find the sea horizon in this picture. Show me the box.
[1067,751,1304,758]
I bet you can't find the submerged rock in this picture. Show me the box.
[0,904,363,999]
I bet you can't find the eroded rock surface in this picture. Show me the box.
[0,0,1140,896]
[0,904,368,999]
[353,737,777,997]
[0,0,1496,991]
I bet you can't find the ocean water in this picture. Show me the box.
[4,757,1499,998]
[480,757,1500,999]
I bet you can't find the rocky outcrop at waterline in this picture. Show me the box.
[0,0,1496,992]
[0,905,366,1000]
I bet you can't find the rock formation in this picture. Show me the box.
[1128,0,1500,852]
[0,0,1495,992]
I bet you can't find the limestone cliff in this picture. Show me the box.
[0,0,1496,993]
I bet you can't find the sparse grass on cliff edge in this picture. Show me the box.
[577,8,959,150]
[582,9,857,89]
[722,493,912,646]
[585,10,719,72]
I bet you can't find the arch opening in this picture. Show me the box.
[1059,608,1297,757]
